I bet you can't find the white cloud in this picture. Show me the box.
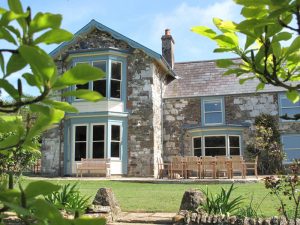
[143,0,242,61]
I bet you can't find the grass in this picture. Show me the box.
[20,178,279,217]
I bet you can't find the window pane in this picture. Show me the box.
[93,80,106,97]
[76,82,89,90]
[93,61,106,73]
[230,148,240,155]
[111,80,121,98]
[193,138,201,149]
[75,126,86,141]
[93,125,104,141]
[285,149,300,162]
[93,142,104,158]
[204,101,221,112]
[205,148,226,156]
[75,142,86,161]
[282,135,300,149]
[111,125,120,141]
[111,142,120,157]
[205,136,225,147]
[205,112,222,124]
[194,148,202,157]
[229,136,240,148]
[282,108,300,117]
[111,62,121,80]
[281,98,300,107]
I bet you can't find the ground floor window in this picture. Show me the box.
[73,123,121,161]
[282,134,300,163]
[193,135,241,156]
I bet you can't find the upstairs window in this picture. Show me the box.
[111,62,122,99]
[202,98,224,125]
[93,61,107,97]
[279,94,300,120]
[73,60,122,100]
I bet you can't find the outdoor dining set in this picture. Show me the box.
[157,155,258,179]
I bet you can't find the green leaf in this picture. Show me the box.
[29,104,51,115]
[256,82,265,91]
[6,25,21,38]
[213,33,238,49]
[25,108,64,142]
[239,76,255,84]
[0,79,19,100]
[213,48,231,53]
[271,42,281,58]
[0,134,21,149]
[241,7,268,18]
[53,64,104,89]
[0,27,17,45]
[191,26,217,39]
[216,59,235,68]
[272,32,292,42]
[29,13,62,34]
[0,11,29,27]
[2,201,31,216]
[19,45,56,83]
[8,0,26,31]
[244,35,256,50]
[6,53,27,76]
[42,99,78,113]
[286,90,300,103]
[0,189,20,202]
[33,29,73,45]
[25,181,61,199]
[62,90,103,102]
[22,72,42,87]
[286,36,300,55]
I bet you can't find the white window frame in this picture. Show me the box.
[192,134,241,157]
[91,123,106,159]
[73,124,89,162]
[279,94,300,122]
[110,124,122,159]
[203,99,224,126]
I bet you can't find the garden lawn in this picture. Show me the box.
[20,178,279,217]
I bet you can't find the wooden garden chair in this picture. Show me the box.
[157,157,171,179]
[201,156,216,179]
[230,155,246,178]
[215,156,231,179]
[244,155,258,178]
[184,156,201,178]
[171,156,185,179]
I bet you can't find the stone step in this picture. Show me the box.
[115,212,175,224]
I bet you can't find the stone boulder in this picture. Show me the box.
[87,188,121,222]
[179,189,206,211]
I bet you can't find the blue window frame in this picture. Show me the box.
[279,94,300,121]
[282,134,300,163]
[202,98,224,126]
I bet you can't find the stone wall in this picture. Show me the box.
[126,49,155,176]
[163,97,201,162]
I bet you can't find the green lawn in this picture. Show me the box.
[20,178,280,217]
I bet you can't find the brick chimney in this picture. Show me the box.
[161,29,175,69]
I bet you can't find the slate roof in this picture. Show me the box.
[164,59,284,98]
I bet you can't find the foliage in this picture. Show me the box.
[0,0,104,156]
[264,160,300,224]
[236,193,268,218]
[192,0,300,114]
[199,184,244,216]
[0,179,105,225]
[0,0,105,224]
[45,183,91,218]
[253,114,284,174]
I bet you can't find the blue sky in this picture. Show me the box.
[13,0,242,62]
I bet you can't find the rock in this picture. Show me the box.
[89,188,121,222]
[179,189,206,211]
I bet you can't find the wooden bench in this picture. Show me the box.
[76,158,111,177]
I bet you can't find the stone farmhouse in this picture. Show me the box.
[41,20,300,177]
